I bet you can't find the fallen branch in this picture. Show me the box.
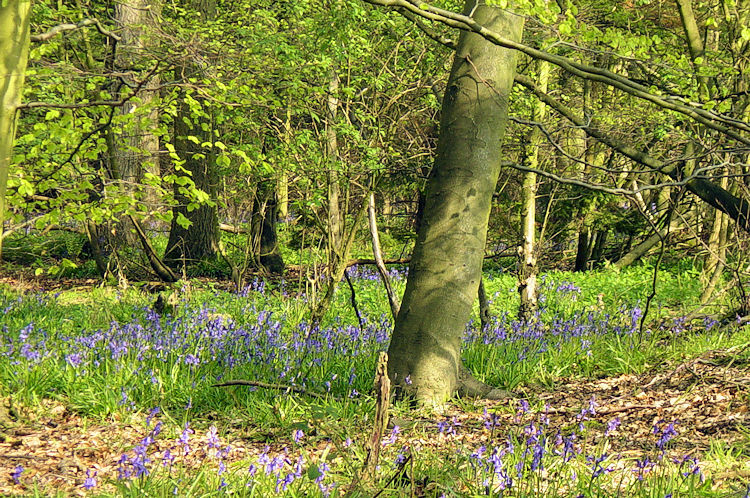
[346,257,411,267]
[544,404,657,415]
[368,192,401,319]
[212,380,327,400]
[128,215,178,283]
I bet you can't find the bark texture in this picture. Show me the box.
[0,1,31,260]
[164,1,219,266]
[254,181,284,274]
[386,0,522,408]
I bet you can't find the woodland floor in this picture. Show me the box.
[1,348,748,495]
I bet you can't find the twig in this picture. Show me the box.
[545,404,657,415]
[344,269,365,329]
[212,380,327,400]
[373,453,412,498]
[128,214,178,283]
[344,250,515,268]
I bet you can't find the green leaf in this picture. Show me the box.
[307,465,323,481]
[176,212,193,229]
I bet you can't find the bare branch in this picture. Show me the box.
[18,62,161,111]
[513,73,750,232]
[396,9,456,49]
[362,0,750,144]
[30,18,121,43]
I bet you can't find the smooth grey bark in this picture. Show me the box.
[386,0,522,408]
[0,1,31,260]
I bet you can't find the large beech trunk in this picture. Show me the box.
[0,1,31,261]
[386,0,523,408]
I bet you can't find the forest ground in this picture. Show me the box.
[0,263,749,496]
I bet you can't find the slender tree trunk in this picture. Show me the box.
[277,108,292,220]
[368,192,400,320]
[591,229,608,264]
[0,1,31,261]
[326,69,344,255]
[386,0,523,408]
[518,60,548,320]
[675,0,709,97]
[700,170,729,303]
[574,228,591,271]
[478,278,491,331]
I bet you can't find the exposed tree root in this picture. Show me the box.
[457,363,514,400]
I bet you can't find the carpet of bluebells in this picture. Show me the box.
[0,266,745,496]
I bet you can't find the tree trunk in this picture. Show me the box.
[590,229,608,265]
[518,60,548,321]
[110,0,161,246]
[700,171,729,303]
[256,181,284,275]
[326,69,344,255]
[675,0,709,98]
[386,0,523,408]
[277,108,292,220]
[164,1,219,267]
[368,192,400,320]
[478,278,491,331]
[574,228,591,272]
[0,1,31,261]
[163,99,220,266]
